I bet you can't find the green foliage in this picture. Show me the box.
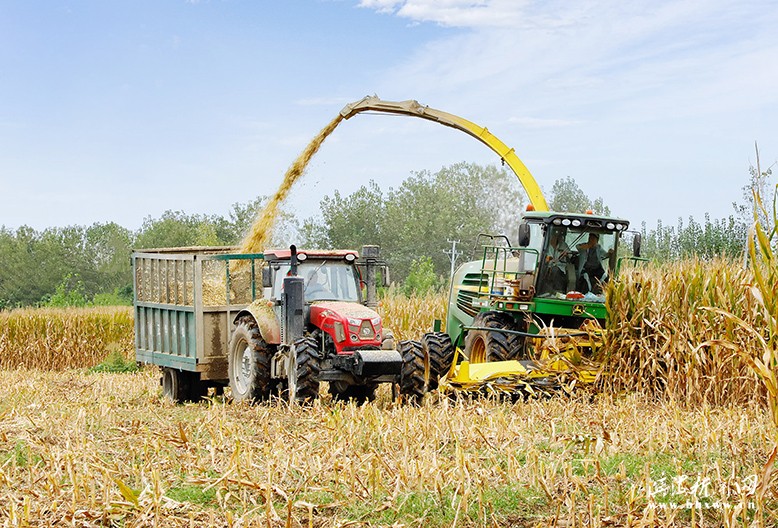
[45,275,89,307]
[548,176,611,215]
[303,162,524,282]
[402,256,444,296]
[93,287,133,306]
[639,214,747,261]
[89,347,139,374]
[0,196,278,308]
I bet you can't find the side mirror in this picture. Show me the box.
[632,233,642,258]
[518,223,531,247]
[262,267,272,288]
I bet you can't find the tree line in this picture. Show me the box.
[0,162,765,308]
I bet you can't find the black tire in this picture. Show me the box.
[161,368,203,403]
[289,337,321,404]
[399,340,427,403]
[421,332,455,390]
[465,311,523,363]
[329,382,377,404]
[228,316,271,403]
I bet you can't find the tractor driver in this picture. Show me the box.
[304,269,334,301]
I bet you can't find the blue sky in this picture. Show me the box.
[1,0,776,232]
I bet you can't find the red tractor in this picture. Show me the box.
[228,245,401,403]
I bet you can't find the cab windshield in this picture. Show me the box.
[538,225,618,299]
[274,261,361,302]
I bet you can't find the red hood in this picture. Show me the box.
[309,301,382,353]
[310,301,380,320]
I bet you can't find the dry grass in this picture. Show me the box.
[0,307,133,370]
[0,368,775,527]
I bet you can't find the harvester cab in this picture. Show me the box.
[229,245,401,404]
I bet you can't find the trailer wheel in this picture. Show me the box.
[161,368,203,403]
[288,337,321,404]
[399,339,427,403]
[421,332,455,390]
[228,316,271,403]
[465,311,522,363]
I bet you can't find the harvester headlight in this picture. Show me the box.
[296,253,308,261]
[553,218,562,225]
[571,219,581,227]
[334,322,346,343]
[618,223,626,230]
[345,253,356,262]
[606,222,615,230]
[562,219,571,226]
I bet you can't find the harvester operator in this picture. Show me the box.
[576,233,613,293]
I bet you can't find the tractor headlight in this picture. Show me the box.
[359,320,374,339]
[334,322,346,343]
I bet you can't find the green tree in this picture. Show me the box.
[303,162,524,283]
[548,176,611,215]
[402,256,444,296]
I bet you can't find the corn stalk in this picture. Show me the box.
[746,185,778,431]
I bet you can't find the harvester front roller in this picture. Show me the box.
[439,320,605,397]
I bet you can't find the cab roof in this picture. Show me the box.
[262,248,359,261]
[522,210,630,230]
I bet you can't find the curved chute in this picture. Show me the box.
[340,95,549,211]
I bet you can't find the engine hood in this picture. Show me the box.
[310,301,380,321]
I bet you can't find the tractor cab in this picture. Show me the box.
[263,249,363,303]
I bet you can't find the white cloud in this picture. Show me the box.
[354,0,778,226]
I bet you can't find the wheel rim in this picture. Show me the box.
[162,369,174,397]
[233,338,251,395]
[470,335,487,363]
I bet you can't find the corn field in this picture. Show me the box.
[0,307,134,370]
[1,259,777,526]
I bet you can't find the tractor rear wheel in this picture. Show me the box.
[288,337,321,404]
[399,339,427,403]
[228,316,271,403]
[421,332,455,390]
[465,311,522,363]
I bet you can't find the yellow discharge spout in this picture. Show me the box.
[341,96,549,212]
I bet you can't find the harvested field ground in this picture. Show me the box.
[0,367,775,527]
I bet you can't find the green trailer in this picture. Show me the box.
[132,246,264,401]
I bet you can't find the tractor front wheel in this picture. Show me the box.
[288,337,321,404]
[421,332,455,390]
[399,340,428,403]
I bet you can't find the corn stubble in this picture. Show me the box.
[0,368,774,527]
